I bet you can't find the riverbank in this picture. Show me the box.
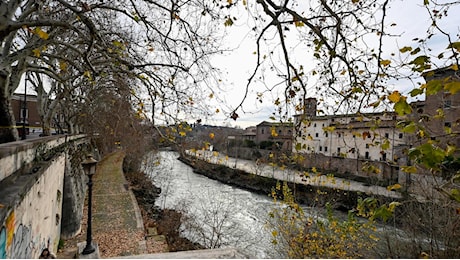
[124,170,205,252]
[178,153,392,211]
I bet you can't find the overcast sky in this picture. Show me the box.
[14,1,460,129]
[203,0,460,129]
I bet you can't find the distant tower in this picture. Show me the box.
[304,97,317,117]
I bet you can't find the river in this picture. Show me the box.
[143,151,282,258]
[142,151,416,258]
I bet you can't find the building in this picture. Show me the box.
[256,121,294,151]
[11,93,41,136]
[418,67,460,147]
[292,66,460,183]
[293,97,407,180]
[294,109,406,162]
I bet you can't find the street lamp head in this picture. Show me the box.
[82,155,98,176]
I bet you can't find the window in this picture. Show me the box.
[20,108,29,120]
[325,132,328,137]
[385,133,389,138]
[353,134,356,138]
[337,147,341,153]
[338,133,341,138]
[365,151,370,159]
[315,133,319,137]
[314,123,317,127]
[366,143,369,149]
[398,133,403,139]
[445,122,452,128]
[325,146,328,152]
[319,146,322,151]
[382,153,387,161]
[261,129,264,134]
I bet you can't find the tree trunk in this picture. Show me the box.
[0,91,18,143]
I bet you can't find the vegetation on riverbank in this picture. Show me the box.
[124,169,204,252]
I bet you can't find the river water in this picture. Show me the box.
[143,151,297,258]
[143,151,410,258]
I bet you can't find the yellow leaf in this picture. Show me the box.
[224,17,233,27]
[380,59,391,66]
[451,64,458,71]
[388,91,401,103]
[401,165,417,174]
[294,21,304,27]
[271,128,278,137]
[59,60,68,72]
[35,27,49,40]
[32,48,41,57]
[387,183,402,191]
[215,108,220,113]
[83,70,91,78]
[209,133,215,139]
[179,131,186,137]
[444,81,460,95]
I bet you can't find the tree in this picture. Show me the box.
[218,1,458,139]
[219,1,459,258]
[267,182,378,258]
[0,0,226,143]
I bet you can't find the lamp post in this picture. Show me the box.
[81,155,98,255]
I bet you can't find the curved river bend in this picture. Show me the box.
[144,151,292,258]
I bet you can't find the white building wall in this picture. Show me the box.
[294,113,406,164]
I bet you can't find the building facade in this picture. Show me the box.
[256,121,294,151]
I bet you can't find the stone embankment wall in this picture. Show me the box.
[0,135,94,258]
[178,154,396,211]
[227,147,400,182]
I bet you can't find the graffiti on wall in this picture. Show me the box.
[5,211,14,249]
[0,211,34,259]
[11,224,32,259]
[0,227,6,258]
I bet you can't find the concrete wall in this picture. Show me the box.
[0,134,85,182]
[0,155,65,258]
[0,135,92,258]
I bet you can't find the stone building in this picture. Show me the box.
[418,67,460,147]
[293,97,407,180]
[256,121,294,151]
[292,66,460,185]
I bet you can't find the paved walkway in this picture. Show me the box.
[57,151,167,258]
